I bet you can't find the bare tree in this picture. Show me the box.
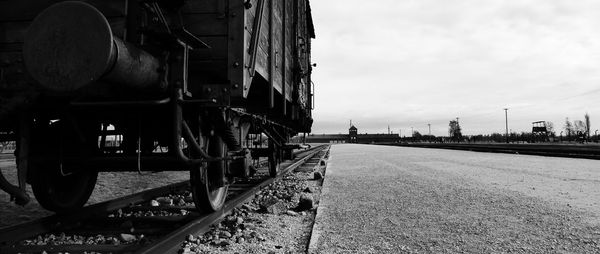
[545,121,555,136]
[564,117,573,137]
[585,113,591,141]
[574,120,586,135]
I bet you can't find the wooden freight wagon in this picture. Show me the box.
[0,0,315,131]
[0,0,316,212]
[183,0,315,132]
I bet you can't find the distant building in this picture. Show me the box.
[349,125,358,143]
[306,125,399,144]
[304,134,348,144]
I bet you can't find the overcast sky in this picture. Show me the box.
[309,0,600,136]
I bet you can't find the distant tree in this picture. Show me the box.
[564,117,573,138]
[519,131,536,143]
[413,131,422,141]
[448,120,462,142]
[585,113,591,140]
[545,121,555,137]
[490,133,504,142]
[422,134,436,142]
[573,120,586,135]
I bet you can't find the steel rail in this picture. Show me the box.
[0,145,328,253]
[0,181,189,245]
[136,145,329,254]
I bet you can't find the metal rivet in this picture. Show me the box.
[233,62,240,67]
[207,88,212,92]
[233,84,239,89]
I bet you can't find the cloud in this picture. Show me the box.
[309,0,600,136]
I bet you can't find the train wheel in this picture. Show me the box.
[191,136,229,212]
[31,165,98,213]
[268,140,281,177]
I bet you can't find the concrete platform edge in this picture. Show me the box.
[306,156,333,254]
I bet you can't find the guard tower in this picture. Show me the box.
[531,121,549,142]
[349,125,358,143]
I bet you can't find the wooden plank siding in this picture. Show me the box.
[0,0,313,119]
[296,0,310,109]
[271,0,284,98]
[254,0,271,88]
[183,0,231,90]
[284,0,294,101]
[181,0,308,106]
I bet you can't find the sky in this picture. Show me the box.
[309,0,600,136]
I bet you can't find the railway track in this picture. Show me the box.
[384,143,600,160]
[0,145,329,254]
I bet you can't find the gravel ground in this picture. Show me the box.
[180,155,328,254]
[310,144,600,253]
[0,155,188,228]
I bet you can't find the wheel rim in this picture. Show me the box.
[191,136,229,212]
[268,140,280,177]
[268,153,278,177]
[31,165,98,213]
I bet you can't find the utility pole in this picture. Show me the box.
[388,125,390,135]
[504,108,509,143]
[428,123,431,135]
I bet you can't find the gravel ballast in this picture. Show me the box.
[0,156,188,228]
[180,153,329,254]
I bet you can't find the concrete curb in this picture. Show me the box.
[306,151,332,254]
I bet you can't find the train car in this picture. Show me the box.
[0,0,315,213]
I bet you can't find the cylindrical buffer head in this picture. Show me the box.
[23,1,163,93]
[23,1,115,92]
